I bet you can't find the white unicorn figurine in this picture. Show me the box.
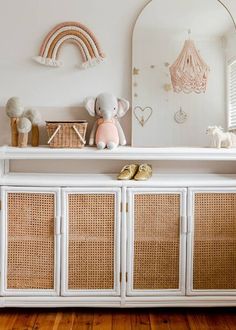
[206,126,236,148]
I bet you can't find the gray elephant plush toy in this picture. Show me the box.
[84,93,130,149]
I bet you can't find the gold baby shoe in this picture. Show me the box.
[117,164,139,180]
[134,164,152,181]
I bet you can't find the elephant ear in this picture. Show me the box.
[84,97,96,117]
[117,98,130,118]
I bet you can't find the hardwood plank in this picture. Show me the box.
[187,309,212,330]
[11,311,37,330]
[168,312,190,330]
[112,311,132,330]
[150,310,190,330]
[0,311,18,330]
[150,312,171,330]
[33,310,58,330]
[72,310,93,330]
[223,309,236,330]
[0,308,236,330]
[52,312,63,330]
[93,311,112,330]
[56,311,75,330]
[131,311,151,330]
[204,310,230,330]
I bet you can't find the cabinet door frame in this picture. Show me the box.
[61,187,121,296]
[0,186,61,296]
[127,187,187,296]
[187,187,236,296]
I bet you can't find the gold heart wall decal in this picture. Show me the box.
[134,106,153,127]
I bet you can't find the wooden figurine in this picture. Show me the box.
[6,97,24,147]
[24,108,42,147]
[17,118,32,148]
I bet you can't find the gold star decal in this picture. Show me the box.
[163,83,172,92]
[133,67,140,75]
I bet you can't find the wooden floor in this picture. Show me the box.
[0,308,236,330]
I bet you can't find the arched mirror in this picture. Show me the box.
[132,0,236,147]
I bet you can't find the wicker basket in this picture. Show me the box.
[46,121,87,148]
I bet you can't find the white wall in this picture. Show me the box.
[0,0,149,146]
[1,0,236,146]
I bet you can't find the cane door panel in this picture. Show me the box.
[127,188,187,296]
[62,188,121,296]
[0,187,60,296]
[187,188,236,295]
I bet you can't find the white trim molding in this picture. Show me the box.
[2,145,236,161]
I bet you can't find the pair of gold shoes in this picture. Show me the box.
[117,164,152,181]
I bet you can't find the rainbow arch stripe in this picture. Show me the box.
[33,22,106,69]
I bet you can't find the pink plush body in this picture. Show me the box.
[96,118,119,145]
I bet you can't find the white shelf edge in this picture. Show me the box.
[1,145,236,161]
[2,173,236,187]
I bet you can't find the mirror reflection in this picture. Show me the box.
[132,0,236,147]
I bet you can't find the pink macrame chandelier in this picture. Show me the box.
[169,39,210,94]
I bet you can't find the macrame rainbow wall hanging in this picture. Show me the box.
[33,21,106,69]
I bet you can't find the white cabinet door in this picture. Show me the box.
[61,188,121,296]
[127,188,187,296]
[187,188,236,295]
[0,186,61,296]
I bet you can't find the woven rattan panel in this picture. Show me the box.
[68,194,115,290]
[193,193,236,290]
[133,194,180,290]
[7,193,55,290]
[47,122,87,148]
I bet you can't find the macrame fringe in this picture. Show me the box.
[33,56,63,67]
[33,55,105,69]
[81,56,106,69]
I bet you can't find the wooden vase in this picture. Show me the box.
[31,124,39,147]
[18,133,28,148]
[10,118,18,147]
